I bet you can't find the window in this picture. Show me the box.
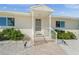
[56,21,60,27]
[0,17,6,26]
[7,18,15,26]
[0,17,15,26]
[56,21,65,28]
[60,21,65,27]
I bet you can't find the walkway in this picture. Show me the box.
[0,41,66,55]
[59,40,79,55]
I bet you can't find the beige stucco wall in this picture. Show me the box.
[0,13,33,38]
[41,16,49,38]
[51,17,79,39]
[0,12,79,39]
[0,12,50,39]
[14,15,32,38]
[51,17,79,30]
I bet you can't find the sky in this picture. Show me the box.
[0,4,79,17]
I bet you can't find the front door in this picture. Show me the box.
[35,19,41,31]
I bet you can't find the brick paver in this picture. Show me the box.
[0,41,66,55]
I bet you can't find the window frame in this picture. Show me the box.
[7,17,15,26]
[56,21,65,28]
[0,16,15,27]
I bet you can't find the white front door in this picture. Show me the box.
[35,19,41,31]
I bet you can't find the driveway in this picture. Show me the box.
[59,40,79,55]
[0,41,66,55]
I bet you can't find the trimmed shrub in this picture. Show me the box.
[0,28,24,41]
[54,29,76,39]
[0,32,10,41]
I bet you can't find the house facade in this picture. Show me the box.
[0,5,79,44]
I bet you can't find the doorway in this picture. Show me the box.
[35,19,41,31]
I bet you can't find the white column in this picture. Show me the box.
[49,15,51,39]
[32,11,34,45]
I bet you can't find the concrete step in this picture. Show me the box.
[34,37,46,42]
[34,32,49,46]
[34,39,48,46]
[34,36,48,46]
[34,38,55,46]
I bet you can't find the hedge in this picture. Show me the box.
[54,29,76,39]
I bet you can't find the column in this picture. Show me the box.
[32,11,34,45]
[49,15,51,39]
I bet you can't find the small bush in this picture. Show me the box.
[0,32,8,41]
[54,29,76,39]
[0,28,24,41]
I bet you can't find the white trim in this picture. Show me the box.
[32,11,34,45]
[6,16,8,26]
[31,5,54,12]
[49,15,51,39]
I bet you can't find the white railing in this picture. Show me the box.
[34,27,57,43]
[42,27,57,39]
[50,27,57,43]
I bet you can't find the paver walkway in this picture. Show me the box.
[0,41,66,55]
[59,40,79,55]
